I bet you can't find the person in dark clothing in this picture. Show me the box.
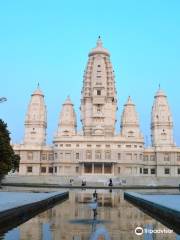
[109,178,113,187]
[81,180,86,187]
[93,190,98,200]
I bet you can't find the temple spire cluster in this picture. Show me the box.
[24,39,175,146]
[14,37,179,180]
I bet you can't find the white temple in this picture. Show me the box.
[13,37,180,181]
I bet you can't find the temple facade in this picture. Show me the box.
[13,38,180,179]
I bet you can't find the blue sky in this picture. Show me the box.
[0,0,180,145]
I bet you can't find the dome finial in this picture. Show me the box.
[126,96,133,105]
[64,95,73,105]
[32,82,43,96]
[89,36,109,56]
[97,35,103,47]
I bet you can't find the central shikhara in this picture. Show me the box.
[13,37,180,179]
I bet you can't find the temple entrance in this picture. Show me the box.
[84,163,92,173]
[94,163,102,173]
[104,163,112,174]
[83,163,113,174]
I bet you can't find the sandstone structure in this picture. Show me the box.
[13,37,180,180]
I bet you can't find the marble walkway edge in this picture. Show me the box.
[124,192,180,234]
[0,191,69,234]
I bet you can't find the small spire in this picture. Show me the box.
[32,83,43,96]
[125,96,134,106]
[155,86,166,97]
[64,95,72,105]
[96,35,103,47]
[127,96,132,103]
[89,36,109,56]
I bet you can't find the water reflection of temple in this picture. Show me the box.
[17,190,176,240]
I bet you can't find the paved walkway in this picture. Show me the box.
[125,192,180,212]
[0,190,69,234]
[124,192,180,234]
[0,191,67,212]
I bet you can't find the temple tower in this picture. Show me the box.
[151,88,174,146]
[81,37,117,136]
[121,96,143,139]
[24,86,47,145]
[56,96,77,137]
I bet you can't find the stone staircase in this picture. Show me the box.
[2,174,180,187]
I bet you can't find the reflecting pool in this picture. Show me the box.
[0,188,179,240]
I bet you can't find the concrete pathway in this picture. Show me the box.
[0,191,69,234]
[125,192,180,212]
[0,191,67,212]
[124,192,180,234]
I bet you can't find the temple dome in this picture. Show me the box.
[81,37,117,136]
[31,84,44,96]
[24,85,47,145]
[63,96,73,105]
[56,96,77,137]
[151,88,174,146]
[155,89,166,98]
[121,96,143,139]
[121,96,139,125]
[88,36,110,57]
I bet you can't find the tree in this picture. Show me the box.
[0,119,20,182]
